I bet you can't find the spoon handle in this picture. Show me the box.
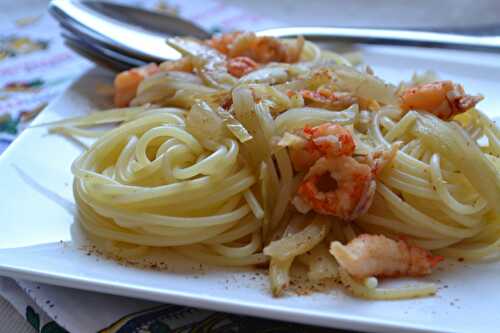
[257,26,500,52]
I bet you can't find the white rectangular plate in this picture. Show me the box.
[1,45,499,333]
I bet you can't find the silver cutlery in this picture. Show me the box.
[49,0,500,72]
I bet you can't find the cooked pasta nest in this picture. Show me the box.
[44,33,500,300]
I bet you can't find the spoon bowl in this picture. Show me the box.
[80,1,210,39]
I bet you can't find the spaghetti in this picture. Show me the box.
[46,32,500,300]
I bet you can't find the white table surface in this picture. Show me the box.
[1,1,498,332]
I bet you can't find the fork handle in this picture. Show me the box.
[257,26,500,52]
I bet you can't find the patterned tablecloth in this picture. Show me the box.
[0,0,282,154]
[0,0,350,332]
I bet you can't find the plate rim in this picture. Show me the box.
[0,262,449,333]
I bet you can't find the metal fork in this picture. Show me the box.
[50,0,500,72]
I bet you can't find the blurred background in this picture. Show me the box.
[231,0,500,28]
[3,0,500,28]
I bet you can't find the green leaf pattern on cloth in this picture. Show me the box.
[41,321,70,333]
[26,305,40,331]
[26,306,69,333]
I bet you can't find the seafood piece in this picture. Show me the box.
[208,31,304,64]
[114,59,194,107]
[226,56,259,78]
[300,88,357,111]
[400,80,483,120]
[330,234,443,278]
[289,123,356,172]
[355,143,399,176]
[207,31,242,55]
[113,63,159,107]
[289,123,397,219]
[304,123,356,158]
[292,156,375,220]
